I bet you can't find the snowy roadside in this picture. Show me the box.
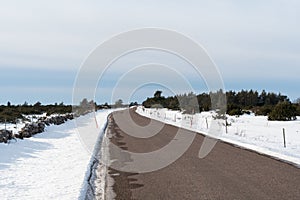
[83,116,116,200]
[0,109,113,200]
[136,107,300,168]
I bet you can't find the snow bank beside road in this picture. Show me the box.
[0,109,113,200]
[136,107,300,167]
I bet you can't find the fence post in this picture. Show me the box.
[205,117,208,129]
[283,128,286,148]
[225,119,228,134]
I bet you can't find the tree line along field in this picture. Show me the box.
[2,89,299,123]
[0,102,72,123]
[142,90,300,121]
[0,99,131,123]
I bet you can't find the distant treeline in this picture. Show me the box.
[0,102,72,123]
[0,98,136,123]
[72,98,137,116]
[142,90,300,121]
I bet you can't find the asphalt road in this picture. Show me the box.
[104,109,300,200]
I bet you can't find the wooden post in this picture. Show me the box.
[283,128,286,148]
[205,117,208,129]
[94,115,99,129]
[225,119,228,134]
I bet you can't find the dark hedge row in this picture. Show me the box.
[0,103,72,123]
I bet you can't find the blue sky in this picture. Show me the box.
[1,0,300,104]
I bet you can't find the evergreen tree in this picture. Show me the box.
[268,101,297,121]
[154,91,162,98]
[115,99,123,108]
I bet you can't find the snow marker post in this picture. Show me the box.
[94,112,99,129]
[283,128,286,148]
[225,118,228,134]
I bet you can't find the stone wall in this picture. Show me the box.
[0,114,74,143]
[0,130,13,143]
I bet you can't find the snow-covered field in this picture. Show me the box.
[1,106,299,199]
[0,109,113,200]
[136,107,300,167]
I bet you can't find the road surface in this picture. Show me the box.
[102,109,300,200]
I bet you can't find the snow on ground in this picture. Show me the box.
[0,123,24,135]
[136,107,300,167]
[1,106,298,199]
[0,109,113,200]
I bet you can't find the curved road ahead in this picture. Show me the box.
[102,109,300,200]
